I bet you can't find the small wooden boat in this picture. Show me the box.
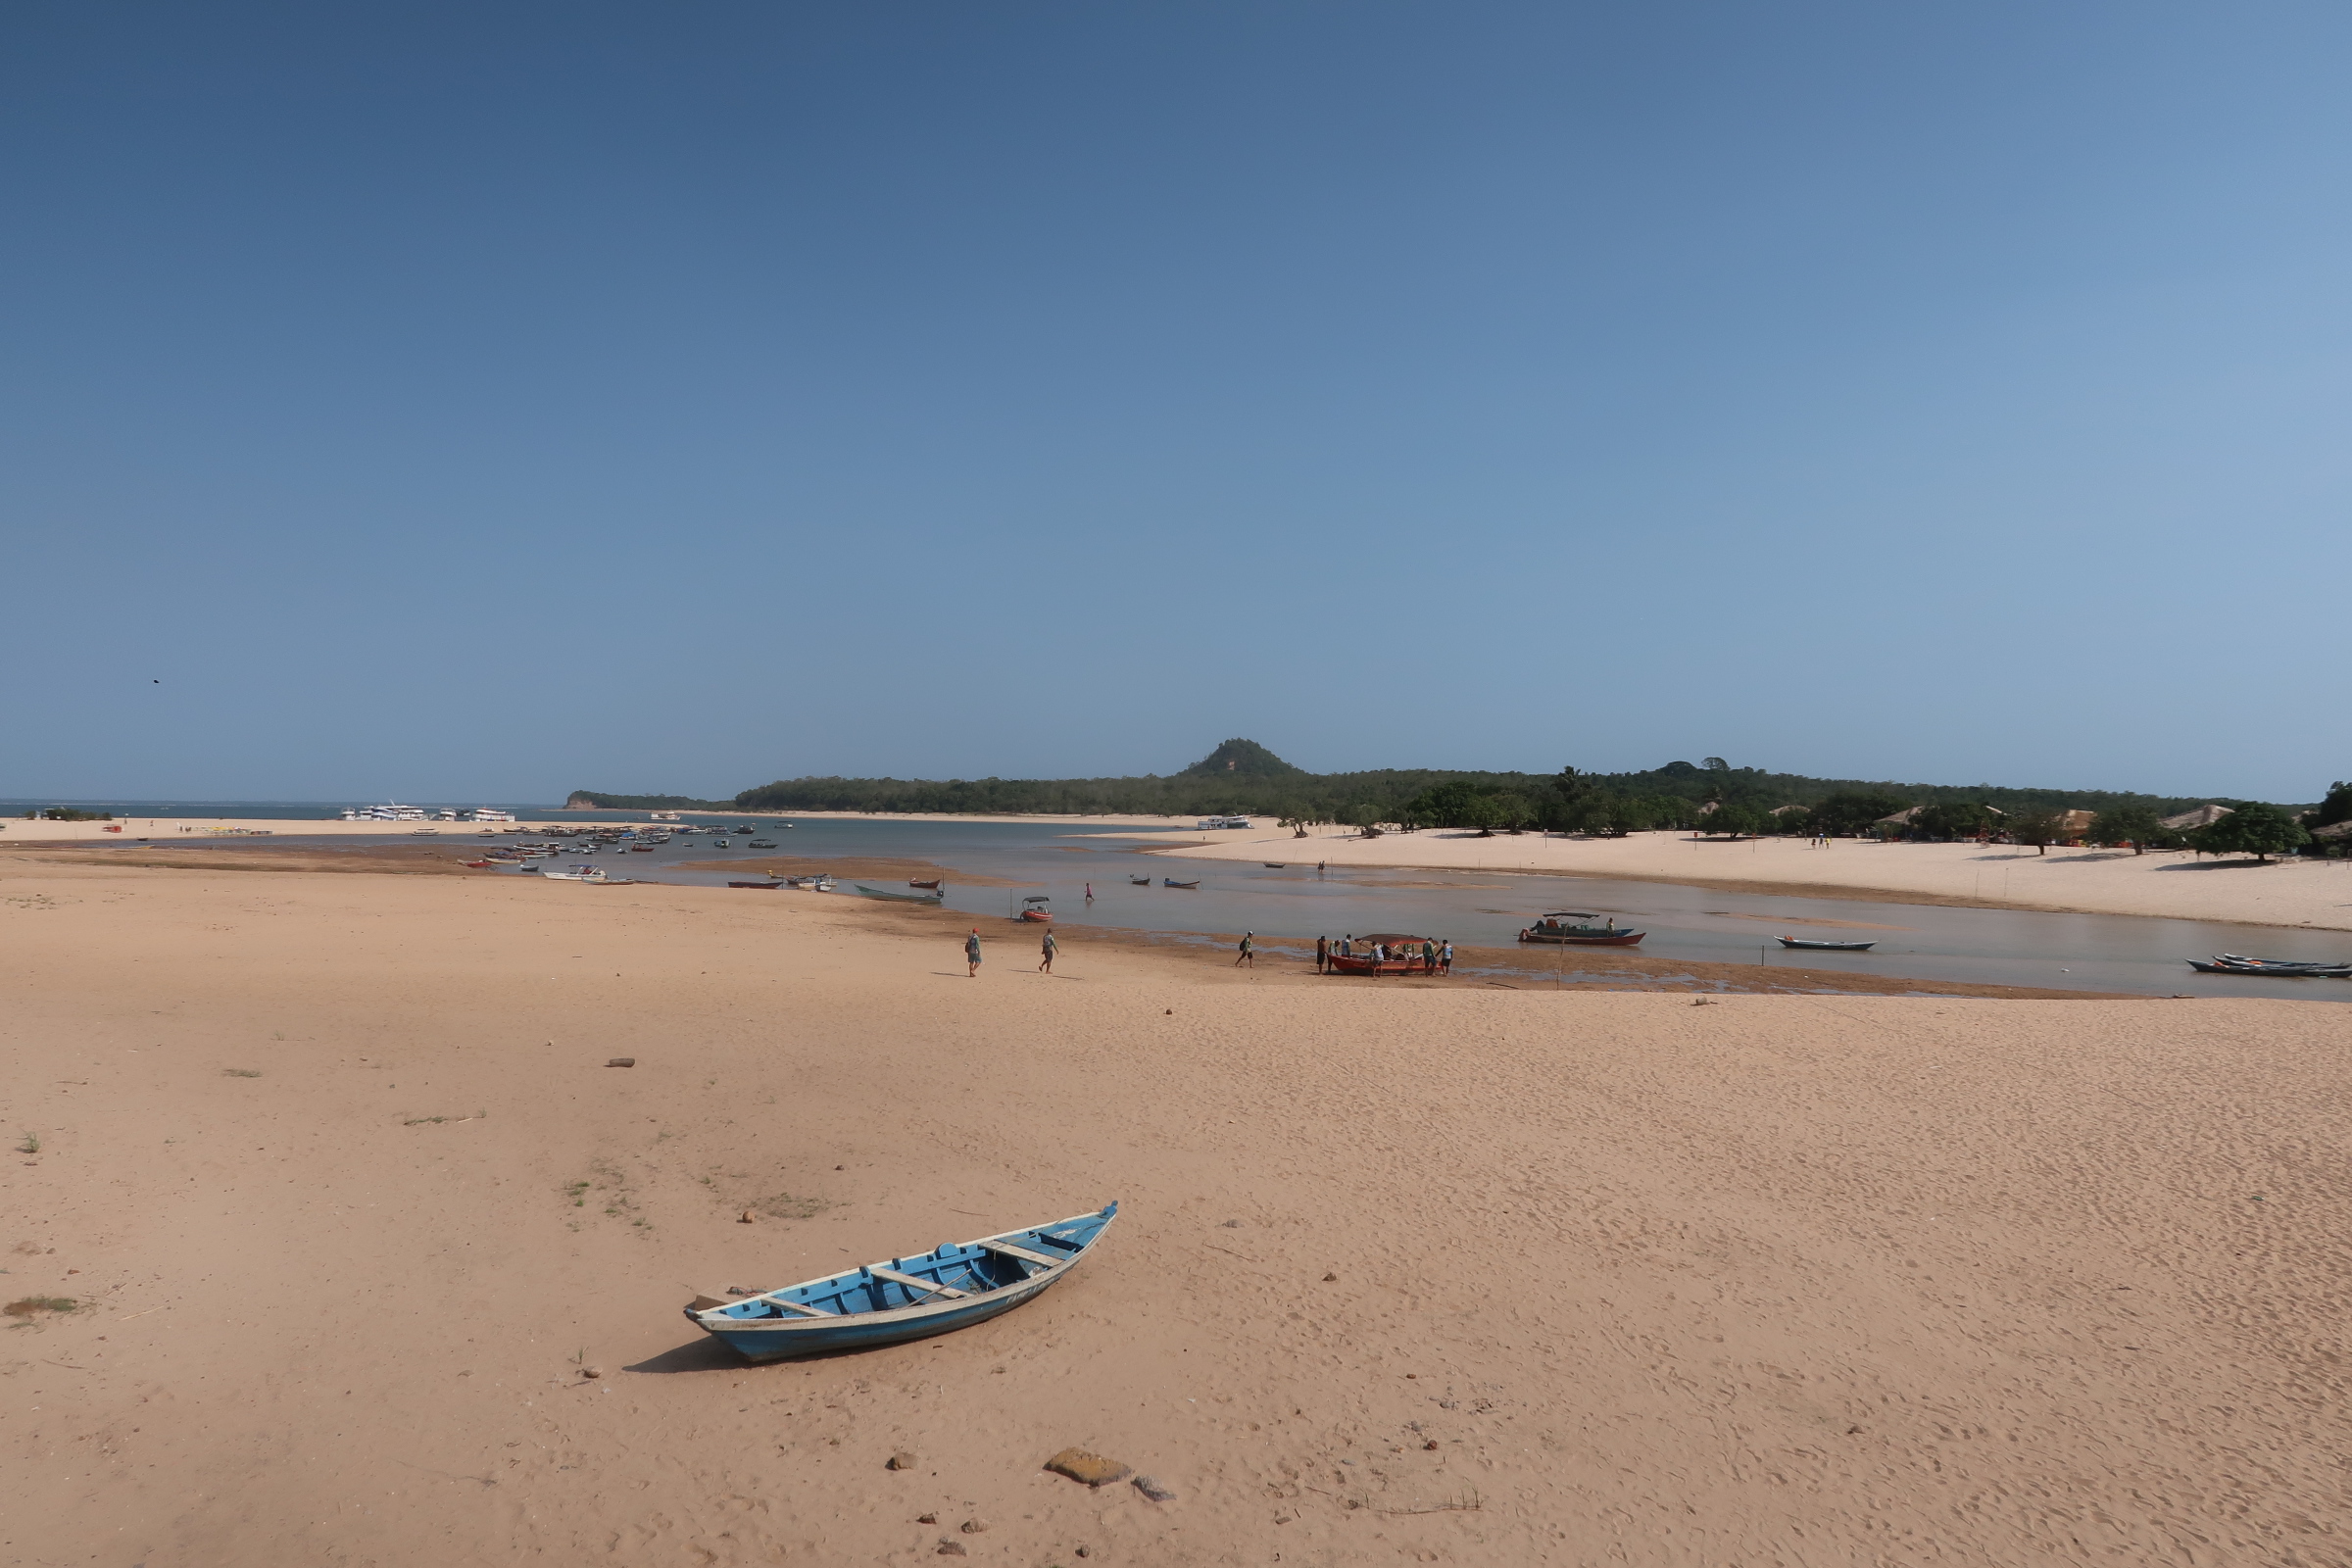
[1777,936,1877,952]
[2190,957,2352,977]
[2216,953,2350,972]
[748,840,777,849]
[542,866,608,882]
[908,878,943,890]
[728,880,785,889]
[1518,913,1644,947]
[1162,878,1200,889]
[1262,862,1286,868]
[462,858,494,868]
[854,882,943,903]
[1018,896,1052,922]
[1326,934,1438,976]
[1129,876,1152,886]
[685,1202,1118,1361]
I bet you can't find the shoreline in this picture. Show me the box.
[1138,826,2352,933]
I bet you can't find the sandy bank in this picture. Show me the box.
[6,863,2345,1564]
[1125,825,2352,931]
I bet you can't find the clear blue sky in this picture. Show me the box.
[5,2,2344,804]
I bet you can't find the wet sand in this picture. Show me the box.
[6,862,2347,1565]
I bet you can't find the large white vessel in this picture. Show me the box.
[342,804,429,821]
[468,808,519,822]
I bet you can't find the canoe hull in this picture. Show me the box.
[697,1269,1068,1360]
[687,1203,1116,1362]
[1778,938,1876,952]
[1518,929,1644,946]
[1327,954,1438,975]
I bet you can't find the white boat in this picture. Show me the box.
[543,865,609,882]
[468,808,519,822]
[410,827,440,836]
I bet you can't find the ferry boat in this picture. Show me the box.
[468,808,519,822]
[1517,913,1644,947]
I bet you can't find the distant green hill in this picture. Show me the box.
[1178,739,1304,778]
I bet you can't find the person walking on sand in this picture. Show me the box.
[1038,928,1057,973]
[965,928,982,977]
[1315,934,1329,973]
[1234,931,1254,968]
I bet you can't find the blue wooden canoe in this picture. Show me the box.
[684,1202,1118,1361]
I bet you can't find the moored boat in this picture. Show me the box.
[1777,936,1877,952]
[908,878,943,890]
[684,1202,1118,1362]
[855,882,943,903]
[1518,913,1643,947]
[1017,896,1052,922]
[1129,875,1152,885]
[2190,956,2352,977]
[729,880,785,889]
[1162,878,1200,889]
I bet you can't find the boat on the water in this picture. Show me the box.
[1777,936,1877,952]
[1018,896,1052,922]
[543,865,617,882]
[785,874,838,892]
[908,878,943,890]
[2216,953,2350,972]
[1262,862,1286,868]
[729,880,785,889]
[1162,878,1200,889]
[855,882,943,904]
[748,839,777,849]
[1129,876,1152,886]
[1518,913,1644,947]
[2189,956,2352,977]
[1327,934,1438,976]
[684,1202,1118,1362]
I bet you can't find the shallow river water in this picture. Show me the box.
[477,816,2352,1001]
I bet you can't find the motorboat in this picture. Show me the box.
[1518,913,1643,947]
[1018,896,1052,922]
[1777,936,1877,952]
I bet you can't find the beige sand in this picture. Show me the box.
[1125,825,2352,931]
[6,863,2349,1565]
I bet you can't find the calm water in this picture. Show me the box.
[49,810,2351,999]
[317,814,2352,1003]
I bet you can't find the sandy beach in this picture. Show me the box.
[6,860,2349,1565]
[1130,825,2352,932]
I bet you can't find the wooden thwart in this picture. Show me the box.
[868,1266,968,1299]
[978,1240,1063,1269]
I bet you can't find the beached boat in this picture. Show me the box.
[1777,936,1877,952]
[462,858,494,868]
[785,875,837,892]
[1018,896,1052,922]
[684,1202,1118,1362]
[728,879,785,889]
[542,865,610,882]
[908,878,943,890]
[1517,913,1643,947]
[1162,878,1200,889]
[855,882,943,904]
[1326,935,1438,976]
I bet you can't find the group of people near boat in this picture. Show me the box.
[1315,934,1452,975]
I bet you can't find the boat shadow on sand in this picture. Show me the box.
[626,1337,918,1375]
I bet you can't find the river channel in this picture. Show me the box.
[445,815,2352,1001]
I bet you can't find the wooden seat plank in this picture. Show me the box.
[977,1240,1063,1269]
[869,1265,968,1299]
